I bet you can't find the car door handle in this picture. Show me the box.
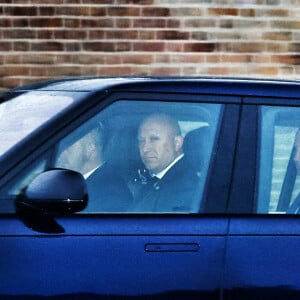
[145,243,200,252]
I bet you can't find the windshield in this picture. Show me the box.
[0,91,82,156]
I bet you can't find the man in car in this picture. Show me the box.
[56,125,105,178]
[130,113,200,212]
[58,122,134,212]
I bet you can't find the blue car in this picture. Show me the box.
[1,77,300,299]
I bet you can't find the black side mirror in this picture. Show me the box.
[16,169,88,215]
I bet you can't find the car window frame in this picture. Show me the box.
[0,90,241,215]
[243,96,300,215]
[226,103,258,214]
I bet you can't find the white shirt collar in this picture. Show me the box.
[154,153,184,179]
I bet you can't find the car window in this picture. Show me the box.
[0,91,78,156]
[53,100,222,213]
[258,106,300,214]
[0,99,222,214]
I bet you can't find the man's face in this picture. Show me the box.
[138,118,182,174]
[57,130,103,174]
[294,130,300,175]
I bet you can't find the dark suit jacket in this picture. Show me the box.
[85,163,133,212]
[130,157,202,213]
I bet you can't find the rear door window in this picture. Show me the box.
[258,105,300,213]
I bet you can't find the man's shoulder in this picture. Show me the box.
[163,156,199,183]
[170,156,195,172]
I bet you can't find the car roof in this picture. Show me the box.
[6,76,300,99]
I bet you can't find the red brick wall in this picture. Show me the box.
[1,0,300,90]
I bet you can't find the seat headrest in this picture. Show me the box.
[183,126,211,172]
[103,127,142,177]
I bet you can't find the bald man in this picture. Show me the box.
[131,113,200,213]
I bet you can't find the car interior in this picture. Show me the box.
[54,100,221,213]
[0,99,222,214]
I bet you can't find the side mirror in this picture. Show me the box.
[16,169,88,215]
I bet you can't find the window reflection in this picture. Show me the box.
[0,91,78,156]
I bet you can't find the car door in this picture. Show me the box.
[223,98,300,299]
[0,88,240,299]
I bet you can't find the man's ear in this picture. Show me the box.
[174,136,184,152]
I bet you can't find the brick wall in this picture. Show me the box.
[1,0,300,91]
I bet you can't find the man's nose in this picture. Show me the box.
[140,139,151,152]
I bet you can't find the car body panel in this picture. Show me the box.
[1,77,300,299]
[0,216,227,298]
[223,217,300,298]
[0,79,241,299]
